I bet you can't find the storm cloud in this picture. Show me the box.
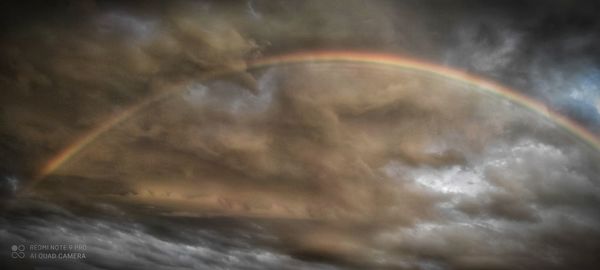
[1,1,600,269]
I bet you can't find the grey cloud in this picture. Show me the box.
[378,138,600,269]
[439,2,600,132]
[0,201,341,270]
[444,18,522,75]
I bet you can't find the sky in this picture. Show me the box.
[1,1,600,269]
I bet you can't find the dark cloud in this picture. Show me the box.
[0,200,343,270]
[10,61,597,269]
[1,1,600,269]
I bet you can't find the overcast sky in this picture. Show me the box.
[1,1,600,269]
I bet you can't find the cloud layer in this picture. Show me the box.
[1,1,600,269]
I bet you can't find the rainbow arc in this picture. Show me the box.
[29,51,600,191]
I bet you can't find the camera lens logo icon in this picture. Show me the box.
[11,245,25,259]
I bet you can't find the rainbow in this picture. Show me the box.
[27,50,600,191]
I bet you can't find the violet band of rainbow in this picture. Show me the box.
[28,50,600,192]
